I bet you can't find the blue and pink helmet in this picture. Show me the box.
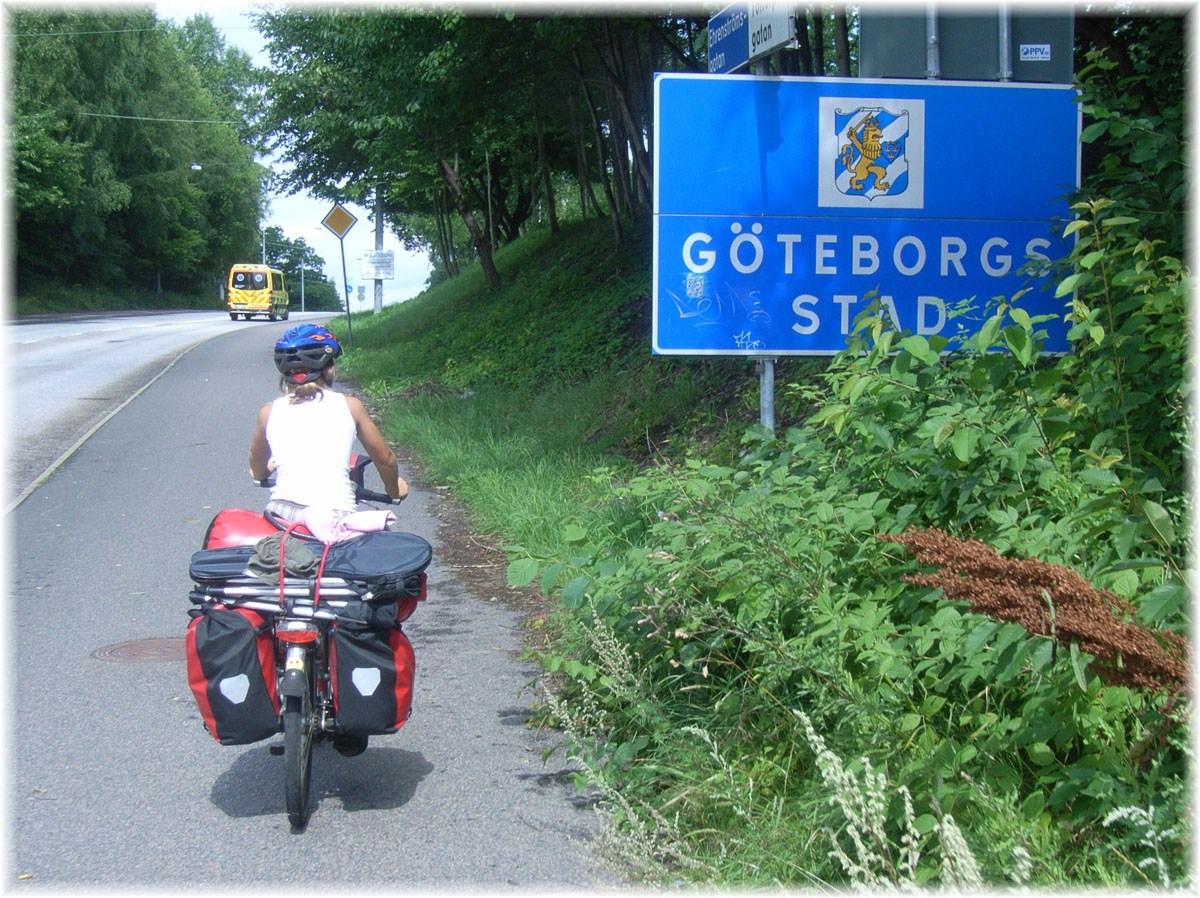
[274,324,342,385]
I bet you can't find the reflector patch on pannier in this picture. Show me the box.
[219,674,251,704]
[352,668,382,696]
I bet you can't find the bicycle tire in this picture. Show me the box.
[283,693,313,828]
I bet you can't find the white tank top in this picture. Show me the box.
[266,390,357,510]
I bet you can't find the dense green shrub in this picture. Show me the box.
[515,90,1190,886]
[521,282,1189,885]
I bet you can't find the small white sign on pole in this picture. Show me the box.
[360,251,395,280]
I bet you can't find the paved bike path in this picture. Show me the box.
[8,321,620,889]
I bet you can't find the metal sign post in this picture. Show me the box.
[708,6,796,433]
[374,187,385,313]
[753,55,777,433]
[321,203,358,348]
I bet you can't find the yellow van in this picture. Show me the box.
[227,264,289,321]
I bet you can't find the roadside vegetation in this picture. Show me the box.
[14,286,219,316]
[332,37,1190,890]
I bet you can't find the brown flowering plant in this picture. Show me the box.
[880,526,1190,698]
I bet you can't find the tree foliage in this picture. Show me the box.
[262,225,341,312]
[10,8,270,298]
[256,9,716,288]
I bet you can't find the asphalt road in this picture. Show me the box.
[8,316,618,889]
[7,311,246,509]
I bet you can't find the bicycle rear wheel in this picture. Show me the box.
[283,693,314,828]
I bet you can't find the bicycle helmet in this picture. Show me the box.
[274,324,343,384]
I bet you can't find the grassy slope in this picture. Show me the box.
[335,215,777,482]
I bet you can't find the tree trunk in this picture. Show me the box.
[795,10,814,75]
[533,98,559,235]
[604,83,632,218]
[812,7,826,74]
[833,7,851,76]
[438,154,501,288]
[572,46,623,247]
[483,148,497,253]
[631,25,656,208]
[433,187,458,279]
[568,99,603,218]
[596,20,652,206]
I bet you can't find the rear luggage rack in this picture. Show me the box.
[189,591,344,620]
[193,575,361,600]
[189,572,424,604]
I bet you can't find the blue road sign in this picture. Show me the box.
[708,5,750,74]
[653,74,1080,355]
[708,2,793,74]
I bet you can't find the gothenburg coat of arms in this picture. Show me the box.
[835,106,910,200]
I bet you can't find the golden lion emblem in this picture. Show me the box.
[840,112,891,192]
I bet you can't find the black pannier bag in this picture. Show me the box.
[186,606,280,745]
[328,623,415,735]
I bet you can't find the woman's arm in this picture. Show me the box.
[247,403,274,481]
[347,395,408,500]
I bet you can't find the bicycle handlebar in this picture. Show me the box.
[356,485,402,505]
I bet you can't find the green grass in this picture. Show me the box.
[14,284,221,315]
[333,215,762,557]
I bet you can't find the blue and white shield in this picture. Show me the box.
[834,106,910,201]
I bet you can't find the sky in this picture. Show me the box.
[153,1,433,309]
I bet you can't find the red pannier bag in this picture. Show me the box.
[328,623,415,736]
[203,508,281,548]
[186,606,280,745]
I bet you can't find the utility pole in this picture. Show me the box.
[374,185,384,314]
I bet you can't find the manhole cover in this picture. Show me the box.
[92,638,185,662]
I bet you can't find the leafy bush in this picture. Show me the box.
[516,186,1189,887]
[521,287,1190,885]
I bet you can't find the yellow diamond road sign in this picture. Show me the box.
[321,203,357,239]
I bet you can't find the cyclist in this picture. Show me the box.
[248,323,408,525]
